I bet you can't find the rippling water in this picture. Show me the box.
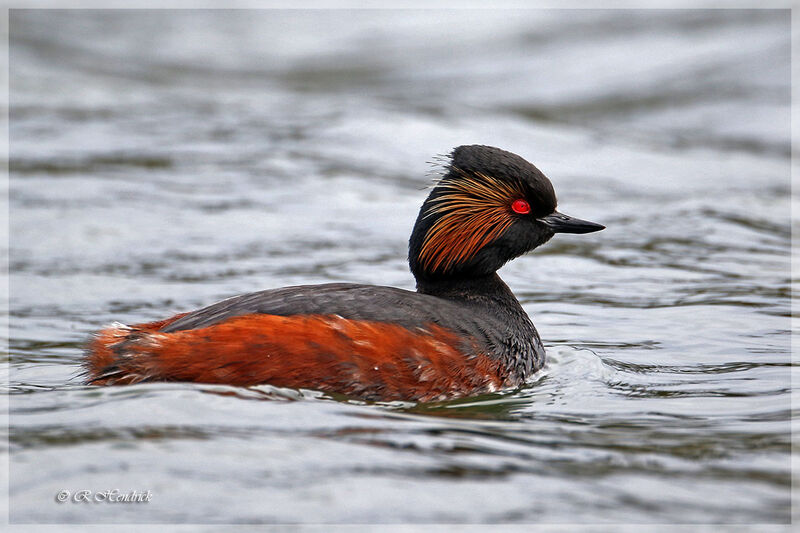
[7,8,794,526]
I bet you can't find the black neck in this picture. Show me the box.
[415,272,522,310]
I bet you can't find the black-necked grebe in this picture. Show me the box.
[85,145,604,401]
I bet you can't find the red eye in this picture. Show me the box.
[511,199,531,215]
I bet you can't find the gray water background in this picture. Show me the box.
[7,8,795,525]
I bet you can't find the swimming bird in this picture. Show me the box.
[85,145,604,402]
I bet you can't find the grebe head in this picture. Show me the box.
[409,145,604,282]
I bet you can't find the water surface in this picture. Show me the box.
[8,8,794,525]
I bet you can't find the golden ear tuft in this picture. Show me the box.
[418,168,525,273]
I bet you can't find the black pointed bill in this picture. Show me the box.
[537,211,605,234]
